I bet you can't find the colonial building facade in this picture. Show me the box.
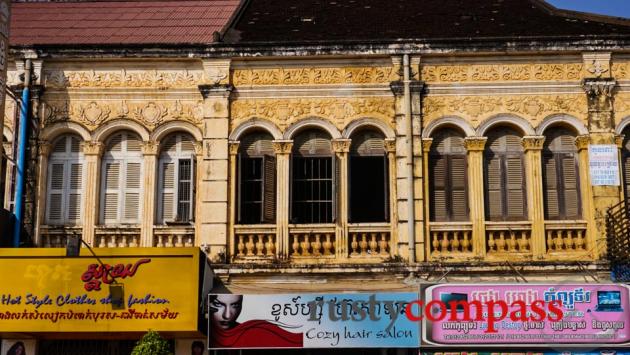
[3,0,630,353]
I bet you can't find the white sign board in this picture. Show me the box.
[589,144,620,186]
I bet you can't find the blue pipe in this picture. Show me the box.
[12,59,31,248]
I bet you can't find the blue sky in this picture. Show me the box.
[547,0,630,19]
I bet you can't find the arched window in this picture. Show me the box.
[158,133,196,224]
[622,127,630,200]
[46,135,83,225]
[100,131,143,225]
[237,131,276,224]
[484,126,527,221]
[349,129,388,223]
[429,128,468,222]
[542,127,581,220]
[291,129,334,224]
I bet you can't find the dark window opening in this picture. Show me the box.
[349,156,388,222]
[237,132,276,224]
[484,127,527,221]
[0,154,5,206]
[291,156,334,224]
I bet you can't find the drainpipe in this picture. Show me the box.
[13,59,31,248]
[403,54,416,263]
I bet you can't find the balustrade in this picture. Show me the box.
[153,227,195,247]
[290,233,335,257]
[545,222,588,253]
[95,227,141,248]
[485,223,531,255]
[40,227,82,247]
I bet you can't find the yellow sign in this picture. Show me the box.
[0,247,201,333]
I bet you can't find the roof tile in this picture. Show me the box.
[10,0,241,45]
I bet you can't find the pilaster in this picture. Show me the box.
[575,135,597,258]
[522,136,546,258]
[464,137,487,258]
[140,141,158,247]
[582,77,621,259]
[421,138,432,259]
[197,59,232,261]
[273,140,292,260]
[332,138,351,259]
[228,141,239,259]
[33,142,51,246]
[80,141,103,246]
[385,138,398,256]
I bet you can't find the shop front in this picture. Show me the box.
[0,247,209,355]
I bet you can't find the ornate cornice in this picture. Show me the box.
[421,63,583,83]
[232,66,397,86]
[463,137,487,151]
[272,140,293,154]
[521,136,545,151]
[231,97,395,124]
[41,99,204,131]
[423,94,586,122]
[43,69,204,89]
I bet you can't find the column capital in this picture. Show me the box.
[464,137,487,151]
[3,142,13,157]
[582,78,616,97]
[582,52,611,78]
[80,141,103,156]
[193,142,203,156]
[228,140,240,156]
[141,141,159,156]
[198,84,234,100]
[615,134,624,149]
[38,141,52,157]
[332,138,351,153]
[385,138,397,153]
[522,136,545,151]
[576,134,591,150]
[422,138,433,153]
[272,140,293,155]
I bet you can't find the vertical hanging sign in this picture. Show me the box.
[0,0,9,159]
[589,145,620,186]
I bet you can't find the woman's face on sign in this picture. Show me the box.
[210,295,243,330]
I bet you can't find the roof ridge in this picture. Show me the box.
[532,0,630,27]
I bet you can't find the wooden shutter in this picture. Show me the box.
[625,155,630,200]
[506,156,526,219]
[176,158,193,221]
[294,130,332,156]
[103,162,120,222]
[485,156,503,220]
[47,163,65,222]
[67,163,83,222]
[543,155,559,219]
[350,131,385,156]
[123,162,141,222]
[450,155,468,221]
[430,156,448,221]
[262,155,276,223]
[161,161,175,222]
[562,155,580,218]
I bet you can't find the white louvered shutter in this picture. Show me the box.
[47,135,84,225]
[160,161,176,222]
[103,162,120,223]
[47,163,65,223]
[123,162,141,222]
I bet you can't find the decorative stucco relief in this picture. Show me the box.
[421,63,583,83]
[614,93,630,122]
[232,66,397,86]
[612,62,630,80]
[41,99,204,130]
[423,94,587,126]
[43,69,204,89]
[3,98,15,132]
[231,97,395,130]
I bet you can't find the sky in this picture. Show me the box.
[547,0,630,19]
